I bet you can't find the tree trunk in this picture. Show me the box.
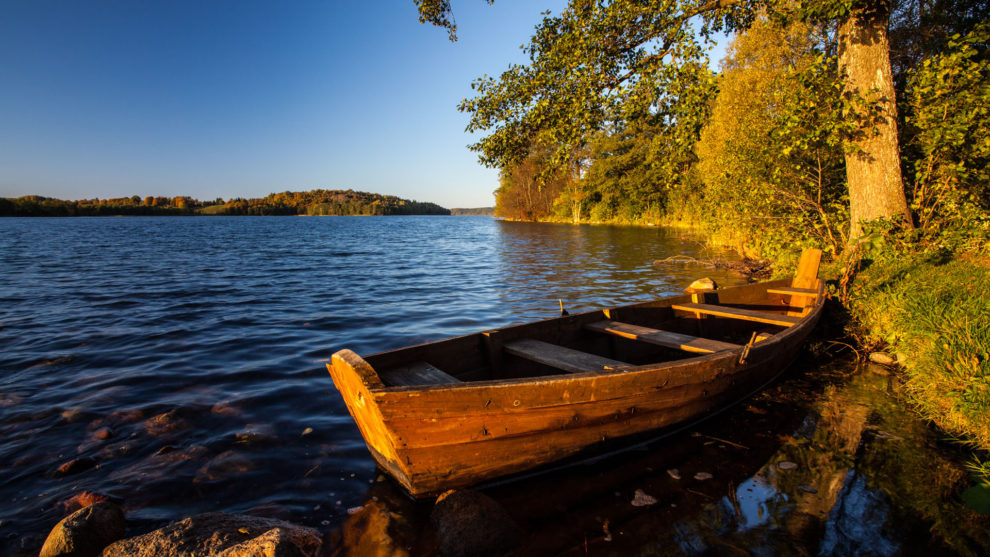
[837,1,912,240]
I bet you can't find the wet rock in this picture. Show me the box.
[195,450,254,483]
[101,512,320,557]
[142,410,191,438]
[234,424,277,446]
[56,457,97,477]
[211,401,243,418]
[92,427,113,441]
[61,408,91,424]
[39,502,125,557]
[630,489,658,507]
[693,472,713,481]
[110,445,208,485]
[106,409,144,426]
[666,469,681,480]
[430,489,522,557]
[0,393,24,407]
[60,492,113,514]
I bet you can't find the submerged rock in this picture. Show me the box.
[430,490,522,557]
[101,512,321,557]
[56,457,97,477]
[631,489,659,507]
[59,492,113,514]
[142,410,191,438]
[39,502,125,557]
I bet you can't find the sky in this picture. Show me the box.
[0,1,724,209]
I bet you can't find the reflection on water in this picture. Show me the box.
[0,216,742,555]
[3,216,986,556]
[328,356,990,556]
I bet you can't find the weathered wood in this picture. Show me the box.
[379,361,460,387]
[786,248,823,315]
[326,255,824,498]
[766,287,818,296]
[585,320,740,354]
[504,339,629,373]
[670,303,802,327]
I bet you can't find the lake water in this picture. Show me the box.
[0,215,751,554]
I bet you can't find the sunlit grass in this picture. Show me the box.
[850,255,990,452]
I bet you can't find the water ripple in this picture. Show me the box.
[0,215,743,552]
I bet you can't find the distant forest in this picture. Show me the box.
[450,207,494,216]
[0,189,450,217]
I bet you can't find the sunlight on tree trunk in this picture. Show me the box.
[838,1,912,240]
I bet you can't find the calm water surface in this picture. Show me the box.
[0,216,749,553]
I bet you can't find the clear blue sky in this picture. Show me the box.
[0,1,724,209]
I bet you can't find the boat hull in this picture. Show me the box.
[328,278,824,497]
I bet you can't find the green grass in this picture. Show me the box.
[848,254,990,451]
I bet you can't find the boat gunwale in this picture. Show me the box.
[353,277,824,395]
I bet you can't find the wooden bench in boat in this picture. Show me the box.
[380,361,461,387]
[504,338,629,374]
[585,320,741,354]
[765,286,818,296]
[670,303,803,327]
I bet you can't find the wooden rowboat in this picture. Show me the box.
[328,249,824,497]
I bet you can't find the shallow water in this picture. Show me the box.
[0,216,748,554]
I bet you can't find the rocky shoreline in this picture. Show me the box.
[36,489,522,557]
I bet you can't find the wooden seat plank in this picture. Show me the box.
[671,303,802,327]
[504,339,629,374]
[766,287,818,296]
[380,361,461,387]
[586,320,741,354]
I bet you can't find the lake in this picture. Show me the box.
[0,215,751,553]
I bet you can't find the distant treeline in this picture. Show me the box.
[0,189,450,217]
[450,207,494,216]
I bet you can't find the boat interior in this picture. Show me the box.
[364,251,822,389]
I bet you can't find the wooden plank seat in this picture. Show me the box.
[585,320,741,354]
[766,286,818,296]
[504,339,629,374]
[380,361,461,387]
[670,303,802,327]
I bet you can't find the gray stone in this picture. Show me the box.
[868,352,897,366]
[40,502,125,557]
[430,490,522,557]
[101,512,321,557]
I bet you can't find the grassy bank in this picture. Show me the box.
[844,253,990,460]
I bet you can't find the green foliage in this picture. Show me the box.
[0,190,450,217]
[905,21,990,254]
[458,0,745,173]
[694,15,850,259]
[493,147,575,220]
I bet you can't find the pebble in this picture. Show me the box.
[868,352,897,366]
[694,472,713,481]
[667,468,681,480]
[778,461,798,470]
[630,489,658,507]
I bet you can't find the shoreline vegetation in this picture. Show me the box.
[477,12,990,481]
[0,189,450,217]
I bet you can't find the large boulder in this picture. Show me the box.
[39,502,126,557]
[101,512,321,557]
[430,490,522,557]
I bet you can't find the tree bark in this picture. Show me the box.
[838,0,912,240]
